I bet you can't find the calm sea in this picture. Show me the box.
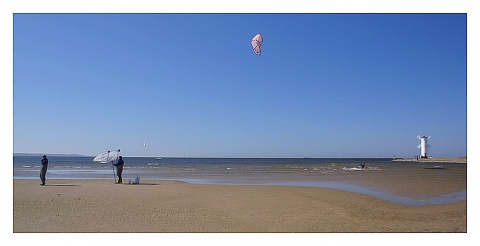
[14,156,394,180]
[13,156,467,206]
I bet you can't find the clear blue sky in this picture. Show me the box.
[13,13,466,158]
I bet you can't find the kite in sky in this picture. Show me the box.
[251,34,263,56]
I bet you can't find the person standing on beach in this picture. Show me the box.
[40,155,48,186]
[114,156,124,184]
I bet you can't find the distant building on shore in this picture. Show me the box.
[417,135,431,158]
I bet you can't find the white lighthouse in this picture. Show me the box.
[417,135,431,158]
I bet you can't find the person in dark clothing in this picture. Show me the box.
[40,155,48,186]
[114,156,124,184]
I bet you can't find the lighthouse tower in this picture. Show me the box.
[417,135,431,158]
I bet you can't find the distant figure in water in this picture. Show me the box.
[40,155,48,186]
[114,156,124,184]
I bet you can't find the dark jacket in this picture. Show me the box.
[114,159,124,166]
[41,158,48,166]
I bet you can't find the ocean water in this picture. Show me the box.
[13,156,467,206]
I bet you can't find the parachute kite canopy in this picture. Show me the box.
[251,34,263,56]
[93,149,121,164]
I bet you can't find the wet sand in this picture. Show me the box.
[13,179,466,233]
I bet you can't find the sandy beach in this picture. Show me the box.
[13,179,466,233]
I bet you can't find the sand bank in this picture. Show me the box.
[13,179,466,233]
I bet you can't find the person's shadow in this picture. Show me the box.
[44,184,78,187]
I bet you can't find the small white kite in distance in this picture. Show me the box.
[251,34,263,56]
[144,142,147,147]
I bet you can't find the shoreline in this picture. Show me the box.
[14,159,467,205]
[13,179,467,232]
[392,157,467,163]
